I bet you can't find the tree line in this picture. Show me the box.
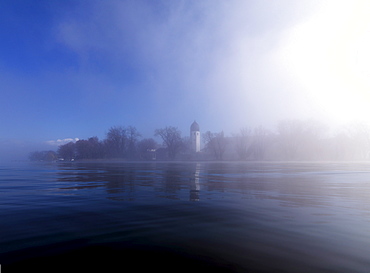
[29,120,370,161]
[223,120,370,161]
[30,126,156,161]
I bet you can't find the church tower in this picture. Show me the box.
[190,121,200,153]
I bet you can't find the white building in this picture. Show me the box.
[190,121,200,153]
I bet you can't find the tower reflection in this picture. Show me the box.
[190,163,200,201]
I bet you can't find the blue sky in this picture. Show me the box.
[1,0,370,160]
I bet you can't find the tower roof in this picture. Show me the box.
[190,121,200,131]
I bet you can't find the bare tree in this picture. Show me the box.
[250,126,271,160]
[57,142,75,161]
[203,131,227,160]
[126,126,141,159]
[277,119,326,160]
[29,150,58,161]
[331,132,353,160]
[155,126,183,160]
[234,127,252,160]
[137,138,157,160]
[105,126,127,158]
[75,137,104,159]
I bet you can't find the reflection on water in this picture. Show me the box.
[190,163,200,201]
[1,161,370,272]
[56,162,204,201]
[53,161,370,208]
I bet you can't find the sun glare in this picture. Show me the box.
[280,0,370,124]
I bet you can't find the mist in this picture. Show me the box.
[1,1,370,161]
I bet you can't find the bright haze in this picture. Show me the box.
[1,0,369,160]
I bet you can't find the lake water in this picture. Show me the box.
[1,161,370,272]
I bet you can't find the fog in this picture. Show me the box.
[1,1,370,161]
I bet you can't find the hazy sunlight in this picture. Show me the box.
[280,0,370,124]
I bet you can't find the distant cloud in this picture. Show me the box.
[46,138,79,146]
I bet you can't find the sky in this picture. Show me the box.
[1,0,370,160]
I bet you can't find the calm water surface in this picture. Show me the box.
[1,161,370,272]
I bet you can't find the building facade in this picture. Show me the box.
[190,121,200,153]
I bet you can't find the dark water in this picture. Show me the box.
[1,161,370,272]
